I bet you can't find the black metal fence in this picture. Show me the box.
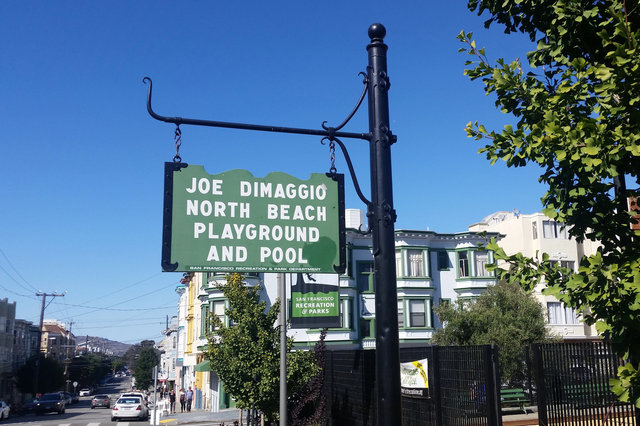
[533,341,638,425]
[438,345,501,426]
[324,345,501,426]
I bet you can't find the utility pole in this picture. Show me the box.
[64,321,74,392]
[34,291,64,396]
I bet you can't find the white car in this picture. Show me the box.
[120,392,147,403]
[0,401,9,420]
[111,396,149,422]
[79,388,92,397]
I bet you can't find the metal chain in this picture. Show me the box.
[173,125,182,163]
[329,140,337,174]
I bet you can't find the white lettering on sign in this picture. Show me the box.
[206,245,247,262]
[240,181,327,200]
[186,200,250,218]
[186,178,224,195]
[266,204,327,221]
[260,247,308,264]
[194,222,319,242]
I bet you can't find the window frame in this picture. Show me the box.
[457,250,493,278]
[356,261,375,293]
[407,299,429,328]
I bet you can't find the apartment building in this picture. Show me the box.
[469,210,600,339]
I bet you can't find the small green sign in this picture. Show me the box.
[290,273,340,329]
[162,163,345,273]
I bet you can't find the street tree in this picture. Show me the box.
[123,340,155,371]
[459,0,640,405]
[16,355,65,395]
[69,353,112,388]
[432,280,552,385]
[204,273,318,424]
[133,346,159,390]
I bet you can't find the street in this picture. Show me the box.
[5,376,144,426]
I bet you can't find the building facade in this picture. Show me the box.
[0,299,16,401]
[469,210,600,339]
[41,320,76,362]
[186,214,501,411]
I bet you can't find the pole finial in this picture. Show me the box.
[368,23,386,42]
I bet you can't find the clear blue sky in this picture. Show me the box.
[1,1,545,344]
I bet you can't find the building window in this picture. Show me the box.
[475,251,490,277]
[532,222,538,240]
[458,252,469,277]
[543,220,568,239]
[437,251,450,270]
[397,300,405,328]
[547,302,562,324]
[395,250,402,277]
[201,305,210,336]
[357,262,375,292]
[549,260,575,272]
[565,305,579,325]
[547,301,580,324]
[213,300,226,329]
[406,250,425,277]
[408,300,426,327]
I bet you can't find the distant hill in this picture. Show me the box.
[76,335,131,357]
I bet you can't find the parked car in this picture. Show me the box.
[60,392,72,405]
[0,401,10,419]
[111,396,148,421]
[79,388,92,397]
[91,394,111,409]
[34,393,65,415]
[23,398,39,412]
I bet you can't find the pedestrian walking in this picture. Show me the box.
[179,388,186,413]
[169,389,176,413]
[186,386,193,412]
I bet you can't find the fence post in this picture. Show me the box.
[483,345,502,426]
[431,346,443,426]
[532,344,548,425]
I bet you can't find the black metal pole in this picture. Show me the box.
[367,23,401,424]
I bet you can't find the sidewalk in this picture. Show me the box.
[160,406,539,426]
[155,407,241,425]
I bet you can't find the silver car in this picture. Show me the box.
[111,396,149,421]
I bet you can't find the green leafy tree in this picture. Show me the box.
[205,273,318,423]
[133,346,159,390]
[16,355,65,395]
[69,353,112,388]
[123,340,156,371]
[112,357,125,375]
[432,280,553,385]
[459,0,640,405]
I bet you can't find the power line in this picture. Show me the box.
[47,279,180,317]
[50,302,175,312]
[0,248,39,293]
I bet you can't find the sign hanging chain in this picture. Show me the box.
[329,140,337,174]
[173,125,182,163]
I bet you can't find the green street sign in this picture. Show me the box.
[162,163,345,273]
[290,273,340,329]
